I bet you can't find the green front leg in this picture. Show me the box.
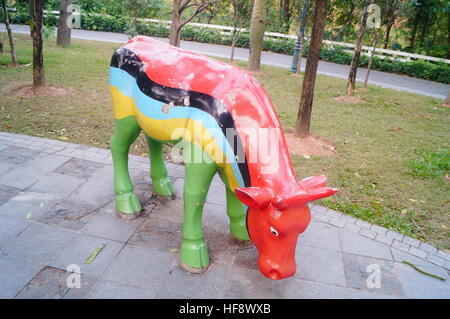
[225,187,250,241]
[179,142,217,272]
[145,136,175,197]
[111,116,142,218]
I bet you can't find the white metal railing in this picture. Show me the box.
[8,8,450,65]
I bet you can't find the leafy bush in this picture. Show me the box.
[3,10,449,83]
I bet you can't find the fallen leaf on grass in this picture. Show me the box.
[440,224,448,230]
[85,243,106,265]
[57,136,69,141]
[169,248,178,253]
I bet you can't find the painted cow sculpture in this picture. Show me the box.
[109,36,337,280]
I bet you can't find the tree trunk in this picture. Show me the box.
[410,10,420,49]
[170,0,182,47]
[31,0,45,89]
[1,0,18,65]
[447,12,450,59]
[346,0,371,96]
[383,23,392,49]
[248,0,266,72]
[0,34,3,53]
[364,38,378,88]
[57,0,72,46]
[296,0,327,138]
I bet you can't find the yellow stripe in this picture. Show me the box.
[110,86,135,119]
[110,85,240,190]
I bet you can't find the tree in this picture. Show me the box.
[346,0,372,96]
[169,0,218,47]
[230,0,251,62]
[296,0,327,138]
[248,0,266,72]
[0,29,3,53]
[57,0,73,46]
[31,0,45,89]
[1,0,18,65]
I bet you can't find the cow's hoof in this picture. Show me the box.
[179,260,209,274]
[115,192,142,220]
[152,176,175,198]
[179,239,209,271]
[228,233,252,249]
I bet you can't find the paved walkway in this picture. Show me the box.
[1,24,449,99]
[0,132,448,299]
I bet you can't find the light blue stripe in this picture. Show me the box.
[110,66,245,189]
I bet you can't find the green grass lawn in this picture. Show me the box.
[1,34,449,249]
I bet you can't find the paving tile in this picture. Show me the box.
[408,246,428,259]
[0,191,63,221]
[0,154,70,189]
[128,215,182,253]
[54,158,105,179]
[0,223,78,264]
[339,229,392,260]
[295,245,346,286]
[50,235,124,277]
[102,245,174,289]
[391,239,410,252]
[395,262,450,298]
[0,255,43,298]
[0,161,14,175]
[37,200,99,231]
[402,236,421,248]
[220,266,295,299]
[28,173,85,196]
[80,202,143,242]
[342,253,405,297]
[0,215,30,248]
[14,266,97,299]
[67,165,115,207]
[0,184,22,206]
[419,242,438,255]
[0,146,40,164]
[286,278,398,299]
[390,247,436,267]
[157,262,228,298]
[87,280,156,299]
[298,221,341,251]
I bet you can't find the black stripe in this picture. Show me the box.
[111,47,251,188]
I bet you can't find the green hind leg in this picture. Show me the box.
[179,142,217,273]
[145,136,175,197]
[111,116,142,219]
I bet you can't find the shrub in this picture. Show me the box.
[3,10,449,84]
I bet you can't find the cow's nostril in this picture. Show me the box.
[268,270,281,280]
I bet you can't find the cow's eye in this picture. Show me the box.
[270,226,279,236]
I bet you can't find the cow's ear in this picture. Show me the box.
[235,187,272,210]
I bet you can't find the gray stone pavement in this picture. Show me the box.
[1,24,449,99]
[0,132,449,299]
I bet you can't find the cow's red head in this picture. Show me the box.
[235,175,337,280]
